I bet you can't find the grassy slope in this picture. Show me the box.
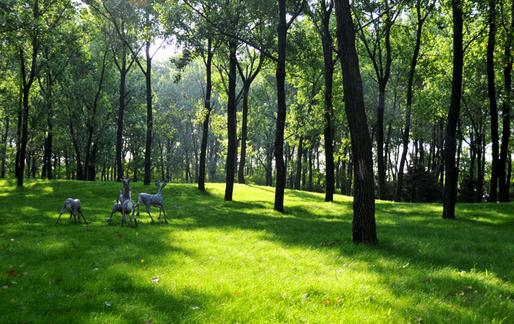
[0,180,513,323]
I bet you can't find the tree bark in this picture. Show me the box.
[199,38,214,191]
[224,41,238,201]
[115,47,127,181]
[143,40,153,185]
[1,116,8,178]
[17,0,40,187]
[395,0,426,201]
[335,0,377,243]
[499,0,513,201]
[442,0,464,219]
[274,0,288,212]
[295,136,303,189]
[487,0,500,202]
[320,0,335,202]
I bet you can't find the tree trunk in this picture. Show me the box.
[274,0,287,212]
[238,84,250,184]
[116,49,127,181]
[499,0,513,201]
[17,0,39,187]
[320,0,335,202]
[199,38,213,191]
[295,136,303,189]
[335,0,377,243]
[487,0,500,202]
[225,41,238,201]
[395,0,425,201]
[442,0,464,219]
[1,116,9,178]
[144,40,153,185]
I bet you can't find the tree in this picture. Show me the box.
[274,0,305,212]
[442,0,464,219]
[395,0,434,201]
[334,0,377,243]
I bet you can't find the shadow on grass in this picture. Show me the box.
[1,180,513,322]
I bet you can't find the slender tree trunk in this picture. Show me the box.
[395,1,425,201]
[499,0,513,201]
[1,116,9,178]
[17,0,39,187]
[225,41,238,201]
[199,38,213,191]
[487,0,500,202]
[116,50,127,181]
[238,85,250,184]
[274,0,288,211]
[144,40,153,185]
[295,136,303,189]
[320,0,335,202]
[442,0,464,219]
[335,0,377,243]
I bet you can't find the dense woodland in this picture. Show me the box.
[1,0,513,242]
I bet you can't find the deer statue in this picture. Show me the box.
[136,180,169,223]
[57,198,88,225]
[107,190,123,223]
[108,179,137,226]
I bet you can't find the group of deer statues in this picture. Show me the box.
[56,179,169,226]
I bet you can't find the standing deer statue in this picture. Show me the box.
[136,180,169,223]
[57,198,88,225]
[108,179,137,226]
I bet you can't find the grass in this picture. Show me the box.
[0,179,513,323]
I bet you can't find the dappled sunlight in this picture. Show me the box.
[1,180,513,322]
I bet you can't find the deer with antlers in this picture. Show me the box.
[135,180,169,223]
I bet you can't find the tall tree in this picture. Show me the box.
[334,0,377,243]
[487,0,500,202]
[442,0,464,219]
[499,0,513,201]
[274,0,305,212]
[355,0,400,200]
[395,0,433,201]
[224,39,238,201]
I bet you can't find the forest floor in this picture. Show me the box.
[0,179,513,323]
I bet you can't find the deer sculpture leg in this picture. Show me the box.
[78,208,89,225]
[145,205,155,223]
[56,206,67,224]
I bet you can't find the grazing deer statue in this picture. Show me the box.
[57,198,88,225]
[136,180,168,223]
[108,190,123,223]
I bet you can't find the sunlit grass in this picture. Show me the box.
[0,179,513,323]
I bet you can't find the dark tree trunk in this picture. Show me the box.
[295,136,303,189]
[238,85,250,184]
[1,116,9,178]
[442,0,464,219]
[395,0,426,201]
[17,0,39,187]
[319,0,335,202]
[274,0,288,212]
[335,0,377,243]
[199,38,214,191]
[115,49,127,181]
[487,0,500,202]
[15,86,22,178]
[225,41,238,201]
[499,0,513,201]
[85,50,107,181]
[142,40,153,185]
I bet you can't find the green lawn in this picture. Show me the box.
[0,180,513,323]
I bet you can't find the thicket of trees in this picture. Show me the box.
[1,0,513,242]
